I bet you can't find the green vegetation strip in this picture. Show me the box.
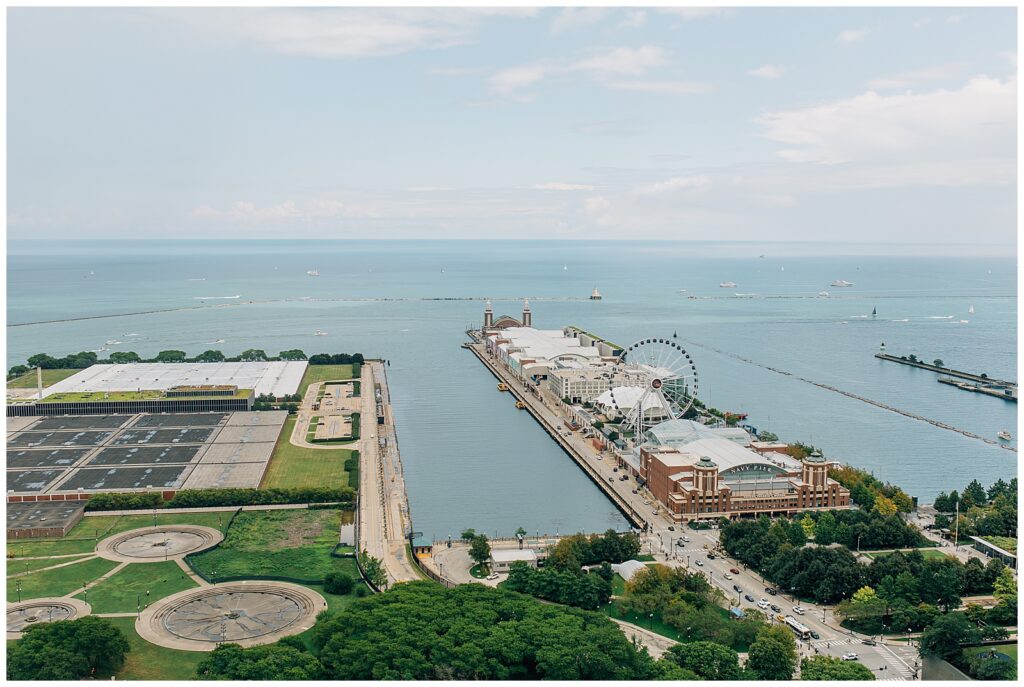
[7,556,120,602]
[262,416,353,489]
[964,643,1018,662]
[73,561,197,613]
[189,508,357,581]
[6,368,81,388]
[6,554,95,576]
[862,548,953,561]
[298,364,355,397]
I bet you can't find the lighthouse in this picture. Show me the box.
[483,300,493,330]
[522,299,532,327]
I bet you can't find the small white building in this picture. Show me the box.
[490,548,538,572]
[611,559,647,582]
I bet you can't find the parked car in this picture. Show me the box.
[765,587,778,595]
[707,553,716,559]
[613,467,619,472]
[744,594,755,602]
[729,568,740,575]
[682,536,690,542]
[841,653,858,661]
[486,573,499,581]
[677,538,686,546]
[723,573,733,580]
[667,526,675,531]
[793,606,806,615]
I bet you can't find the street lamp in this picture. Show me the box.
[649,613,654,630]
[16,581,22,603]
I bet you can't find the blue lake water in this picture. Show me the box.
[6,240,1017,537]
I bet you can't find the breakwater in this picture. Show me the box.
[683,341,1017,453]
[875,353,1016,387]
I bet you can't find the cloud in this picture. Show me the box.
[619,11,647,29]
[946,15,962,24]
[658,8,733,20]
[490,45,686,98]
[163,7,535,59]
[550,7,609,33]
[757,76,1016,186]
[749,64,786,79]
[913,18,932,29]
[866,63,967,90]
[489,64,548,97]
[637,175,712,194]
[192,199,379,221]
[603,80,710,94]
[534,182,595,191]
[407,186,457,192]
[584,196,611,213]
[573,119,642,137]
[837,28,869,44]
[569,46,668,76]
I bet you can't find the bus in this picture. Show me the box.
[783,615,813,641]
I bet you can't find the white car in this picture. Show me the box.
[723,573,733,580]
[682,536,690,542]
[695,559,704,567]
[757,599,769,609]
[793,606,806,615]
[841,653,858,661]
[486,573,499,581]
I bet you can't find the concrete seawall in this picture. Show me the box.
[462,341,647,530]
[875,353,1016,387]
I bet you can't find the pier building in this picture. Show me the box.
[635,423,849,521]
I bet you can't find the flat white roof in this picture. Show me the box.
[491,548,538,563]
[494,327,603,363]
[41,361,308,398]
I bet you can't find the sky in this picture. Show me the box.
[5,6,1018,245]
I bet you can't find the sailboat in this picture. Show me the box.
[872,307,877,317]
[306,268,320,277]
[969,305,975,315]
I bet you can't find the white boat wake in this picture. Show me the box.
[194,295,240,300]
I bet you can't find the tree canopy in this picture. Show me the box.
[7,616,130,681]
[800,655,875,680]
[195,643,324,680]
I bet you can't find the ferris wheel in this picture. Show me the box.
[606,337,699,438]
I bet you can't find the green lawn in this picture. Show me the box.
[73,561,197,613]
[612,574,626,597]
[6,368,81,388]
[979,536,1017,554]
[964,643,1018,662]
[261,416,353,489]
[7,512,234,559]
[7,555,120,601]
[189,508,355,582]
[298,364,357,397]
[6,554,95,576]
[604,603,682,642]
[103,616,207,681]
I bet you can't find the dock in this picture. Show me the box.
[462,339,648,530]
[875,353,1017,403]
[937,377,1017,402]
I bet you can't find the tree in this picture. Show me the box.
[758,431,779,442]
[193,349,225,363]
[799,514,816,539]
[920,612,981,661]
[747,625,797,680]
[933,359,944,368]
[873,495,898,516]
[7,615,129,680]
[460,528,476,543]
[993,567,1017,600]
[324,571,355,595]
[908,354,918,362]
[962,480,987,509]
[239,348,268,362]
[800,655,875,680]
[278,349,307,361]
[108,351,142,364]
[836,586,887,633]
[664,641,740,680]
[970,651,1017,680]
[468,534,491,569]
[814,511,837,545]
[27,353,58,369]
[7,364,29,377]
[515,526,527,549]
[312,582,655,680]
[155,349,186,363]
[987,479,1010,501]
[358,550,388,590]
[195,643,324,680]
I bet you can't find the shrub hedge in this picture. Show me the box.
[84,486,354,511]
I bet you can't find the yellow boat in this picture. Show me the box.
[497,383,509,392]
[515,401,526,409]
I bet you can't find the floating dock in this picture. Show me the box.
[937,377,1017,402]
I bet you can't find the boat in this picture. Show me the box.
[997,430,1012,441]
[306,269,320,277]
[497,383,509,392]
[314,330,327,337]
[719,281,737,288]
[831,280,854,287]
[780,266,785,271]
[818,291,830,297]
[515,401,526,409]
[969,305,975,315]
[209,338,225,344]
[563,265,568,271]
[872,307,877,317]
[678,289,687,293]
[105,340,122,345]
[590,287,602,300]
